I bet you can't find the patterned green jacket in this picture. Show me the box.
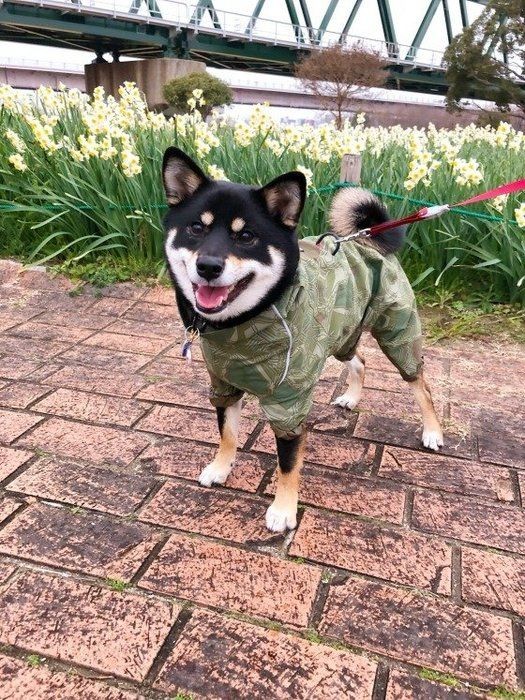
[200,237,423,438]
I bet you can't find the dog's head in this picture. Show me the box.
[162,147,306,326]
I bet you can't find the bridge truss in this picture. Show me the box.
[0,0,493,94]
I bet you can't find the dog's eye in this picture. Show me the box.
[189,222,205,235]
[237,230,256,244]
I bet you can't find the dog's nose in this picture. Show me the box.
[196,255,225,281]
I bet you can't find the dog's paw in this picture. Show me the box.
[332,393,360,410]
[422,429,444,451]
[265,503,297,532]
[198,462,231,487]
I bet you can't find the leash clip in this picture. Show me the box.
[419,204,450,220]
[316,229,371,256]
[181,325,200,363]
[331,228,371,255]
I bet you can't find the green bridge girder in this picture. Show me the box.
[0,0,500,97]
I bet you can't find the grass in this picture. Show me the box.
[418,667,459,687]
[52,256,162,287]
[26,654,43,668]
[421,300,525,344]
[416,669,525,699]
[104,578,131,592]
[490,688,525,700]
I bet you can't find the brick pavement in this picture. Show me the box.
[0,258,524,699]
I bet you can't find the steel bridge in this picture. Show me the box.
[0,0,492,95]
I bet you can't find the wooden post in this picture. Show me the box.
[340,153,362,184]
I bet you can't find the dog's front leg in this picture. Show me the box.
[410,374,444,451]
[199,399,242,487]
[265,429,306,532]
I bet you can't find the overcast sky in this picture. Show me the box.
[0,0,483,67]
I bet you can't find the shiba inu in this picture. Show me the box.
[162,147,443,533]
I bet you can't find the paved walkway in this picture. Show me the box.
[0,259,523,699]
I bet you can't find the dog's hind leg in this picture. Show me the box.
[332,353,366,410]
[199,399,242,487]
[409,374,444,451]
[266,429,306,532]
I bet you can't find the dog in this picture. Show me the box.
[162,147,443,533]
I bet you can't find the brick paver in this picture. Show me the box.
[17,418,150,466]
[412,490,525,555]
[0,446,33,482]
[461,548,525,617]
[385,669,485,699]
[43,364,149,398]
[139,480,278,544]
[31,387,148,427]
[0,503,161,580]
[139,532,321,627]
[136,404,257,446]
[290,509,451,591]
[0,654,137,700]
[254,423,374,469]
[0,266,523,698]
[0,497,22,525]
[0,560,16,583]
[0,383,52,410]
[320,577,517,688]
[7,457,156,515]
[0,409,43,444]
[379,446,515,501]
[155,608,377,698]
[0,571,178,680]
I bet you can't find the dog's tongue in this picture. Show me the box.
[195,284,230,309]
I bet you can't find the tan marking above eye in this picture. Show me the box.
[231,217,245,233]
[200,211,214,226]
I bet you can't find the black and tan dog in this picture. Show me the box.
[162,147,443,532]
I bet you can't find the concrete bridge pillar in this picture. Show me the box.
[84,57,206,110]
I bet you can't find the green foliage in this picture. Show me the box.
[53,256,158,287]
[419,668,459,687]
[26,654,43,667]
[162,72,232,118]
[105,578,130,592]
[444,0,525,118]
[421,300,525,344]
[491,688,525,700]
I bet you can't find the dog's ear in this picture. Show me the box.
[258,172,307,228]
[162,147,209,206]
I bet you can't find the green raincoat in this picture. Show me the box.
[201,237,423,438]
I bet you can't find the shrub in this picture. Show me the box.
[162,72,232,118]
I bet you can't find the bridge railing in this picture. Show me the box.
[9,0,446,69]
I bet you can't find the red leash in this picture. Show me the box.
[325,178,525,247]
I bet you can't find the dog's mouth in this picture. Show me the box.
[193,273,254,314]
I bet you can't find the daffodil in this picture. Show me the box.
[297,165,313,189]
[207,164,228,180]
[515,202,525,228]
[8,153,27,171]
[5,129,25,152]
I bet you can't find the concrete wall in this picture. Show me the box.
[84,58,206,109]
[231,87,489,129]
[0,66,85,91]
[350,98,482,129]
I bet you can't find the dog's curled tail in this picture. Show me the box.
[329,187,406,255]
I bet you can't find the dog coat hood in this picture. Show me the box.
[200,237,423,438]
